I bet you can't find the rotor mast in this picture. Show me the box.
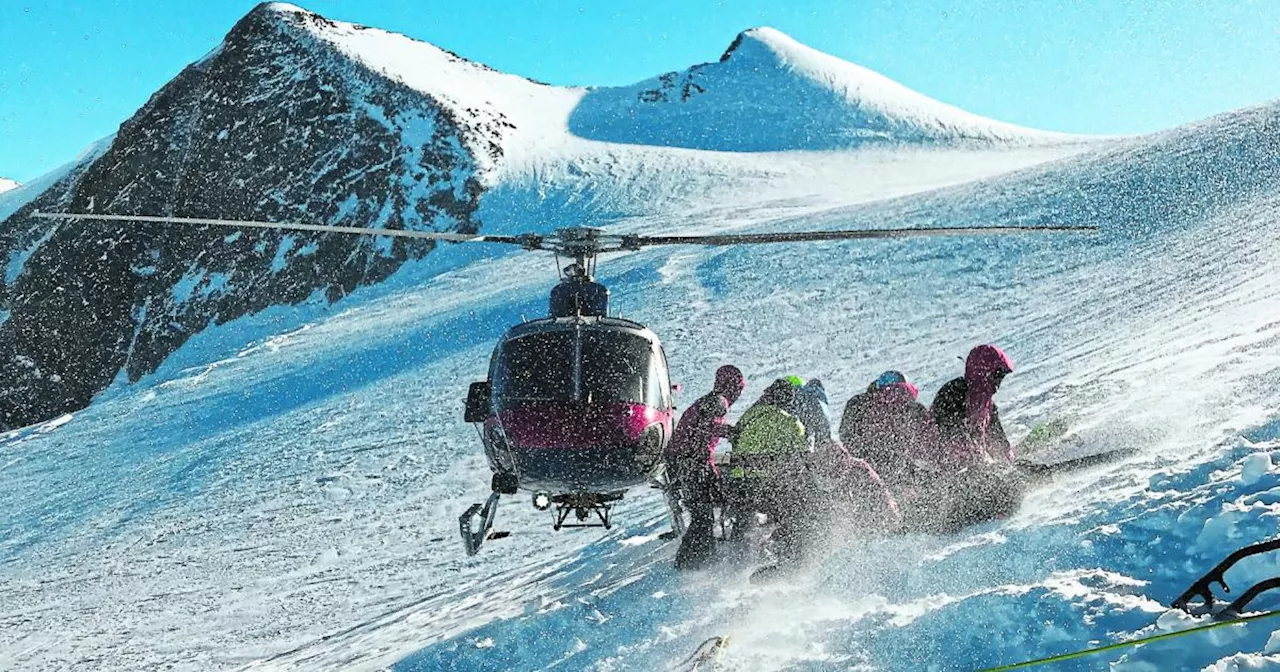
[548,228,610,317]
[551,227,607,281]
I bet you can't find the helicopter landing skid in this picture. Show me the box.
[459,491,508,556]
[551,492,624,531]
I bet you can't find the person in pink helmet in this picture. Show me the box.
[666,365,745,570]
[929,345,1015,466]
[840,370,936,484]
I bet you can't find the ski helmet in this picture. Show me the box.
[713,365,746,403]
[874,371,907,389]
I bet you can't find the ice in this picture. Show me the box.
[1243,453,1272,486]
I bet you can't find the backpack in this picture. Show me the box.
[729,405,812,478]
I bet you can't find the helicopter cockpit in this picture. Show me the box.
[489,323,671,412]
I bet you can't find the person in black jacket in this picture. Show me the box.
[930,345,1014,466]
[666,365,746,570]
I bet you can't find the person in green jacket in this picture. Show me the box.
[726,378,819,564]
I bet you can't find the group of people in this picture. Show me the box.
[664,344,1017,571]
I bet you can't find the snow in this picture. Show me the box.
[1243,453,1273,486]
[6,8,1280,672]
[171,267,207,303]
[0,134,113,223]
[289,9,1094,202]
[4,226,56,288]
[271,235,296,272]
[0,178,18,194]
[7,102,1280,669]
[569,27,1074,152]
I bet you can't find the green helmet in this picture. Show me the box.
[784,375,805,387]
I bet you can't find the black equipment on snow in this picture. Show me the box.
[1173,537,1280,619]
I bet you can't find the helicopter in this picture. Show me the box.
[32,210,1092,555]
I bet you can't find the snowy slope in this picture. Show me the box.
[5,76,1280,672]
[293,7,1088,229]
[0,178,18,194]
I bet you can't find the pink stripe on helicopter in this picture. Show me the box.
[496,403,672,449]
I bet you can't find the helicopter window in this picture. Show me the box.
[494,332,575,404]
[580,332,656,406]
[652,345,671,407]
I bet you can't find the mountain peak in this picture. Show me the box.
[231,2,342,42]
[571,26,1063,152]
[720,26,799,62]
[0,178,19,194]
[249,2,310,18]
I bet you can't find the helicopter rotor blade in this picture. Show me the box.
[30,212,1096,256]
[622,224,1097,248]
[30,211,532,246]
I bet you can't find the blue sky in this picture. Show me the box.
[3,0,1280,183]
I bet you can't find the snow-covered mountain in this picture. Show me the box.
[0,178,18,194]
[0,3,492,428]
[0,3,1093,430]
[570,27,1066,151]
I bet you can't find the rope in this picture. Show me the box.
[980,609,1280,671]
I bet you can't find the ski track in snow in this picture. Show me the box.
[7,106,1280,671]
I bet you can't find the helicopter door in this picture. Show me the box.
[653,344,672,410]
[465,381,491,422]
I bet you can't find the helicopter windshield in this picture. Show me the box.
[493,328,664,408]
[494,332,575,404]
[580,331,658,406]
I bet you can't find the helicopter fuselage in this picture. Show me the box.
[476,314,674,495]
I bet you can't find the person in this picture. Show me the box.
[917,345,1021,532]
[821,447,902,531]
[729,377,899,568]
[929,345,1014,466]
[548,263,609,317]
[666,364,746,570]
[725,378,814,565]
[839,371,935,484]
[794,379,836,449]
[730,378,813,479]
